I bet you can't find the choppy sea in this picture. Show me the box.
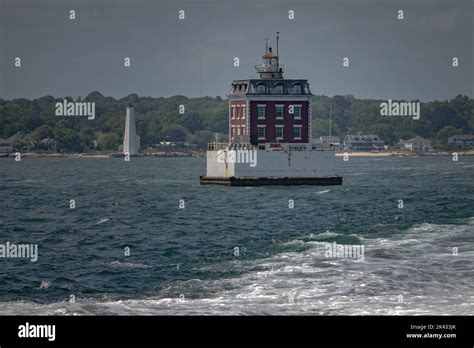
[0,156,473,315]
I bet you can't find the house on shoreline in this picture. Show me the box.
[343,134,384,151]
[448,135,474,146]
[0,138,13,152]
[398,136,432,152]
[0,133,35,152]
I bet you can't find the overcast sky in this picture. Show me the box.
[0,0,472,101]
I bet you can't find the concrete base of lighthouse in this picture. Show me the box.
[200,175,342,186]
[201,144,343,186]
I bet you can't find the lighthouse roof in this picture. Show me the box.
[229,79,312,97]
[262,50,278,59]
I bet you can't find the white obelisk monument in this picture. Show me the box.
[123,105,140,155]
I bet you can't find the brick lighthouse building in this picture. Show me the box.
[201,35,342,186]
[228,35,313,148]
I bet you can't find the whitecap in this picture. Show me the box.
[108,261,151,269]
[39,281,51,289]
[95,218,109,225]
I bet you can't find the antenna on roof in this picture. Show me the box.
[329,103,332,137]
[276,32,280,58]
[265,37,269,52]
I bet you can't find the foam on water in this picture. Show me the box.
[314,189,330,195]
[94,218,110,225]
[108,261,151,269]
[1,221,472,315]
[1,157,473,315]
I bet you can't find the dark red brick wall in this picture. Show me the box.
[249,100,309,145]
[229,100,247,138]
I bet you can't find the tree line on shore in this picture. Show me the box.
[0,91,472,151]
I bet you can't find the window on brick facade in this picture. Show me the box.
[293,126,302,139]
[257,105,266,118]
[293,105,302,119]
[258,126,265,139]
[276,105,284,119]
[276,126,284,139]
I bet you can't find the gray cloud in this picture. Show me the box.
[0,0,472,101]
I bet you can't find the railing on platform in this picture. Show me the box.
[207,143,227,151]
[207,142,257,151]
[207,142,335,152]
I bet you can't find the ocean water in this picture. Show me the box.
[0,156,473,315]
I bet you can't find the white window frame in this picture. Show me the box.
[257,104,266,119]
[276,104,284,119]
[257,125,266,140]
[293,125,302,140]
[293,105,302,119]
[241,104,246,119]
[231,106,236,119]
[276,125,284,140]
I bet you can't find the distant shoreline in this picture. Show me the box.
[0,150,473,158]
[335,151,474,157]
[0,151,205,158]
